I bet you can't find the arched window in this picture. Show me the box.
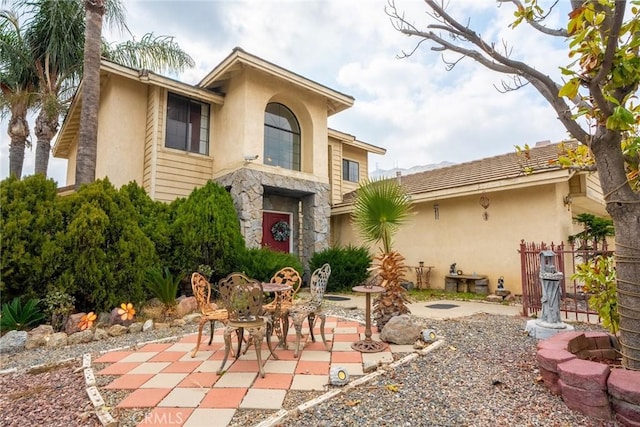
[264,103,300,171]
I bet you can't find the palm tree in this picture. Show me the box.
[0,9,38,179]
[76,0,105,187]
[77,27,195,185]
[351,178,413,330]
[21,0,86,176]
[14,0,194,179]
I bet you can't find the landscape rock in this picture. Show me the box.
[176,296,198,316]
[171,318,187,328]
[486,295,503,303]
[155,322,170,330]
[128,322,143,334]
[25,325,54,350]
[380,314,422,345]
[107,324,128,337]
[0,330,28,354]
[96,312,111,327]
[109,308,133,327]
[183,313,202,324]
[46,332,68,348]
[65,313,86,335]
[93,328,109,341]
[68,329,94,345]
[142,319,154,332]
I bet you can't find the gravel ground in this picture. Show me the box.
[0,304,613,427]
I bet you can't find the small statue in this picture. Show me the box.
[497,276,504,289]
[449,263,457,275]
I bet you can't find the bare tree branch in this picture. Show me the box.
[386,0,591,143]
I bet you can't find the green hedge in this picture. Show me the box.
[309,245,372,292]
[236,247,303,283]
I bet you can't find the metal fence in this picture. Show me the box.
[519,240,610,323]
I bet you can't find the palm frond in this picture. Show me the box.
[352,178,412,253]
[104,32,195,74]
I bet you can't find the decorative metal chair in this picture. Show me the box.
[190,272,229,358]
[216,272,274,377]
[288,263,332,357]
[262,267,302,349]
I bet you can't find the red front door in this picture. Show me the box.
[262,212,291,253]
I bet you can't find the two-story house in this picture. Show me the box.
[53,47,385,267]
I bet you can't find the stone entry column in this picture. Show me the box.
[216,169,263,248]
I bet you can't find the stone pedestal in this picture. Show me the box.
[526,319,575,340]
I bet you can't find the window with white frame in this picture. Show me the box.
[165,92,210,155]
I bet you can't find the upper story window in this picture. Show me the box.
[165,92,210,155]
[264,103,300,171]
[342,159,359,182]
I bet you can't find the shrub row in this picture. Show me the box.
[0,175,373,330]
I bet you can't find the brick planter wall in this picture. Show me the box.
[536,331,640,426]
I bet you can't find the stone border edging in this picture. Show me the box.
[254,339,446,427]
[536,331,640,425]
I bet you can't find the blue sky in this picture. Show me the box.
[0,0,573,185]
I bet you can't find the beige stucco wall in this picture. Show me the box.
[331,181,575,295]
[212,67,329,184]
[95,75,148,187]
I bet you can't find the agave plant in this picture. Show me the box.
[143,267,184,318]
[351,178,412,330]
[1,296,45,332]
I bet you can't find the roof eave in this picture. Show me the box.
[198,48,354,115]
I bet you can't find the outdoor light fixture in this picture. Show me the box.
[563,194,573,210]
[433,203,439,220]
[329,366,350,386]
[244,154,259,161]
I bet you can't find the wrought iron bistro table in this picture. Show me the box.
[262,282,293,349]
[351,285,388,353]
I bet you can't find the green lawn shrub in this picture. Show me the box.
[309,245,372,292]
[236,247,303,283]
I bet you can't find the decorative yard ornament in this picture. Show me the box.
[525,250,574,339]
[329,366,350,386]
[270,220,291,242]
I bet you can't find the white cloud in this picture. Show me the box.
[1,0,576,182]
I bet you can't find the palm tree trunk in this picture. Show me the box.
[76,0,105,187]
[8,113,29,178]
[33,109,58,176]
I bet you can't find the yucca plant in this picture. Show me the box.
[143,267,185,318]
[1,296,45,332]
[352,178,413,330]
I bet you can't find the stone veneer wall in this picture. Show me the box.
[215,168,330,271]
[536,331,640,426]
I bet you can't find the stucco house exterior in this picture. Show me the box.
[331,141,609,296]
[53,48,385,267]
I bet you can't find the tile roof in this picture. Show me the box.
[340,140,577,204]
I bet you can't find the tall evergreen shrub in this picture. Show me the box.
[55,179,157,312]
[0,175,64,302]
[170,181,245,282]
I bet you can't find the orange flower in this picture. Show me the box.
[78,312,97,330]
[117,302,136,321]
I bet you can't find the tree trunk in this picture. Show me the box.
[591,129,640,370]
[8,112,29,178]
[33,109,59,176]
[76,0,105,187]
